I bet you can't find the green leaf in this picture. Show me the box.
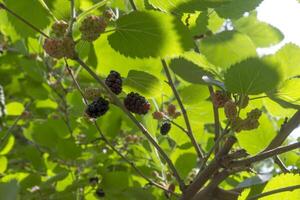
[6,102,24,116]
[108,11,194,58]
[169,57,213,84]
[5,0,51,37]
[148,0,231,14]
[268,43,300,78]
[0,136,15,155]
[102,171,132,193]
[234,15,284,47]
[199,31,256,68]
[237,114,276,155]
[224,58,282,95]
[0,156,7,173]
[215,0,263,19]
[267,78,300,109]
[180,84,210,105]
[239,174,300,200]
[0,180,19,200]
[124,70,161,97]
[175,153,197,178]
[121,188,155,200]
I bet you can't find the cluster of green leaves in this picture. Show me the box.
[0,0,300,199]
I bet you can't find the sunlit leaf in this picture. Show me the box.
[224,58,282,95]
[234,15,284,47]
[108,11,194,58]
[199,31,256,68]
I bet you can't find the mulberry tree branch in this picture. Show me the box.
[208,85,221,154]
[0,3,49,38]
[161,59,204,159]
[64,60,178,196]
[228,141,300,168]
[247,185,300,200]
[74,57,186,191]
[265,110,300,151]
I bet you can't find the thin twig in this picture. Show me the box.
[74,57,186,191]
[208,85,220,154]
[228,142,300,168]
[0,3,49,38]
[198,132,227,171]
[128,0,137,11]
[64,59,87,105]
[247,185,300,200]
[274,156,290,173]
[0,102,32,147]
[161,59,204,159]
[163,115,189,135]
[67,0,76,37]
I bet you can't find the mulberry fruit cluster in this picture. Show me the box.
[105,70,122,95]
[152,104,180,121]
[80,15,107,42]
[224,100,237,120]
[124,92,150,115]
[85,97,109,118]
[160,122,171,135]
[212,90,230,108]
[232,109,262,132]
[51,20,68,38]
[43,37,76,59]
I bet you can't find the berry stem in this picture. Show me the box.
[161,59,204,160]
[0,3,49,38]
[128,0,137,11]
[247,184,300,200]
[208,86,221,154]
[74,57,186,191]
[0,102,32,147]
[67,0,77,37]
[64,60,178,196]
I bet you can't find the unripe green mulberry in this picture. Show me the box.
[212,90,230,108]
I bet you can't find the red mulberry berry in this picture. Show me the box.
[105,70,122,95]
[231,117,245,133]
[124,92,150,115]
[160,122,171,135]
[242,118,260,130]
[43,38,64,59]
[167,104,176,117]
[247,108,262,120]
[224,100,237,120]
[52,20,68,37]
[85,97,109,118]
[152,111,164,120]
[62,37,76,59]
[80,15,107,42]
[212,90,230,108]
[43,37,76,59]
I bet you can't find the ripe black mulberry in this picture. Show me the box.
[124,92,150,115]
[105,70,122,95]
